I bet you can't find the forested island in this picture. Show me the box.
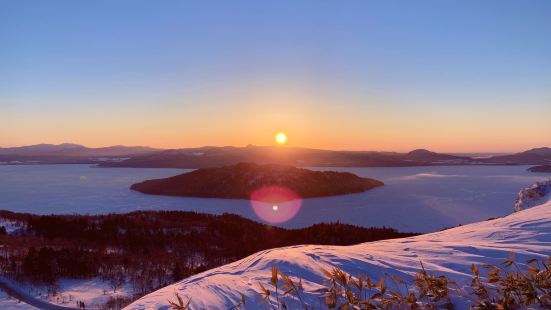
[131,163,384,199]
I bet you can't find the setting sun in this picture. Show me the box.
[275,132,287,145]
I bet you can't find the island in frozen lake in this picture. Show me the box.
[130,162,384,200]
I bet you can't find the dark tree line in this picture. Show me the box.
[0,210,417,306]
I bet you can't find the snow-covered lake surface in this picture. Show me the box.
[0,164,549,233]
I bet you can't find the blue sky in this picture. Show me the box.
[1,1,550,151]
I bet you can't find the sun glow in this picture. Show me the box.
[275,132,287,145]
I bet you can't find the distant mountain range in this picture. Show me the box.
[0,143,159,164]
[1,143,550,167]
[101,145,551,168]
[101,146,474,168]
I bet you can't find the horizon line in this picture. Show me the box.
[1,142,546,154]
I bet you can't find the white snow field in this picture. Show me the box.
[0,291,37,310]
[0,275,133,310]
[48,278,133,308]
[127,188,551,309]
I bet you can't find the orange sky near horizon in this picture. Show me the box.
[2,89,550,153]
[1,122,550,153]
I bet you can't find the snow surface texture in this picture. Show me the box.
[0,291,37,310]
[47,278,133,308]
[127,192,551,309]
[0,276,132,310]
[514,179,551,211]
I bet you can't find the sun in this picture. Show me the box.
[275,132,287,145]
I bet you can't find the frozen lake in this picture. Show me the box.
[0,164,549,232]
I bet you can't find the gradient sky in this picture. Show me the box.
[1,1,550,152]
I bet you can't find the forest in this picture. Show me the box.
[0,210,417,307]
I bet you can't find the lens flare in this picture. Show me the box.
[250,186,302,224]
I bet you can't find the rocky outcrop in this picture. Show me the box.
[514,180,551,212]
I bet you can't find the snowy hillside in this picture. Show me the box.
[127,187,551,309]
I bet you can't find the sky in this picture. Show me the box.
[1,1,550,152]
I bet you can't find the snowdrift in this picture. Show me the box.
[127,186,551,309]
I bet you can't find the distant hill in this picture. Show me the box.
[130,162,384,199]
[481,147,551,165]
[0,143,160,164]
[0,143,86,155]
[407,148,466,161]
[528,165,551,173]
[100,145,473,168]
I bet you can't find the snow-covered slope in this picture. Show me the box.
[127,194,551,309]
[0,291,37,309]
